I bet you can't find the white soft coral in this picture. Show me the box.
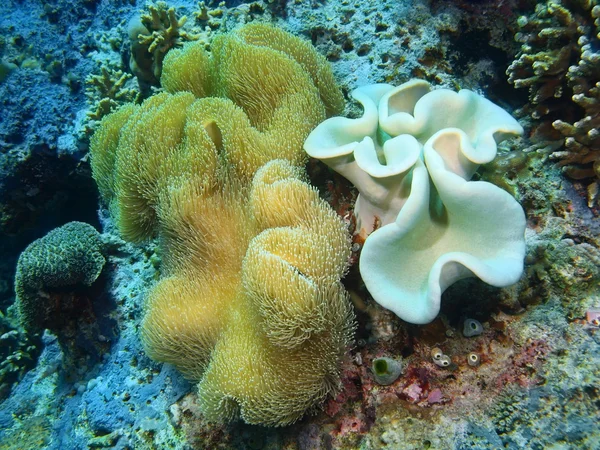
[304,79,526,324]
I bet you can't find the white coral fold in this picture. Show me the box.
[304,79,527,324]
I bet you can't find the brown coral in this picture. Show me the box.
[551,4,600,205]
[507,0,600,207]
[85,66,139,122]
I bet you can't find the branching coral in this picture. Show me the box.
[90,23,352,427]
[507,0,585,121]
[552,6,600,204]
[128,1,199,86]
[507,0,600,206]
[85,66,139,122]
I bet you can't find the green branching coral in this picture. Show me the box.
[507,0,600,206]
[508,1,584,121]
[128,1,199,87]
[552,4,600,205]
[14,222,106,331]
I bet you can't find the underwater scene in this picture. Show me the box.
[0,0,599,448]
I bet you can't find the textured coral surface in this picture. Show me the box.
[14,221,105,331]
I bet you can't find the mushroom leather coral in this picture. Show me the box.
[305,80,526,325]
[90,24,353,426]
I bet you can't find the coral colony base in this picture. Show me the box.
[0,0,598,449]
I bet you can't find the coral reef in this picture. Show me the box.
[507,0,600,207]
[0,0,598,448]
[284,0,528,101]
[14,221,105,331]
[0,238,191,448]
[91,23,353,427]
[0,0,111,312]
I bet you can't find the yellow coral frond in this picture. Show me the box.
[141,273,237,381]
[235,22,345,117]
[113,92,196,241]
[249,161,351,264]
[211,31,324,131]
[197,295,354,426]
[243,228,340,347]
[90,23,352,427]
[161,41,214,97]
[156,178,255,277]
[90,103,137,204]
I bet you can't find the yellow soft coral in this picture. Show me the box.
[90,24,353,426]
[161,22,344,118]
[160,22,343,179]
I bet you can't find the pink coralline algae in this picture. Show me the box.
[426,388,444,404]
[495,339,551,388]
[338,416,369,435]
[325,369,362,418]
[586,308,600,326]
[403,382,424,403]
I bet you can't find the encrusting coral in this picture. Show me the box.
[507,0,600,206]
[90,23,353,427]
